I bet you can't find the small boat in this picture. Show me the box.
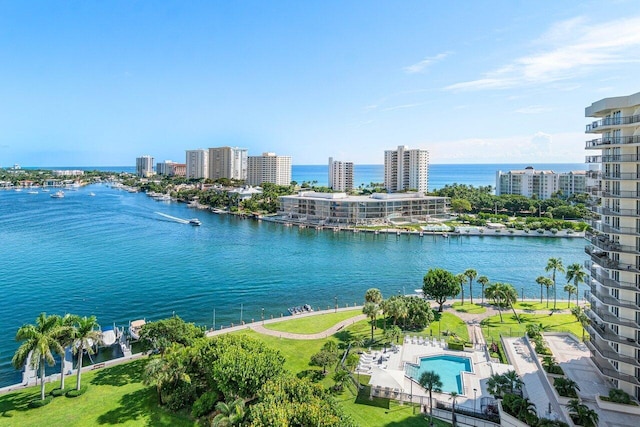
[42,188,50,192]
[100,326,117,346]
[288,304,314,315]
[88,192,96,197]
[189,218,201,226]
[50,190,65,198]
[14,188,22,192]
[27,190,39,194]
[129,319,146,340]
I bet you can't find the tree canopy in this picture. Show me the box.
[422,268,461,312]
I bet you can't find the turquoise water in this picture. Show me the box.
[0,183,587,387]
[407,355,472,394]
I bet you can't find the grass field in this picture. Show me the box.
[481,313,584,343]
[451,302,486,314]
[263,309,361,334]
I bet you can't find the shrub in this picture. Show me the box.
[191,391,218,418]
[28,396,54,408]
[608,388,633,404]
[66,386,88,398]
[536,228,545,234]
[550,228,558,234]
[50,387,66,397]
[448,341,464,351]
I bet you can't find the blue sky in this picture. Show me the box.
[1,1,639,166]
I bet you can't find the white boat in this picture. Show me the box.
[50,190,65,198]
[14,188,22,192]
[27,190,38,194]
[88,192,96,197]
[189,218,201,226]
[129,319,146,340]
[100,326,117,346]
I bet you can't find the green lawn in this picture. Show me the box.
[263,309,362,334]
[425,312,469,342]
[0,359,196,427]
[481,313,584,343]
[451,302,486,314]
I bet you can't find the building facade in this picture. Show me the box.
[185,149,209,179]
[495,167,587,199]
[584,91,640,399]
[328,157,354,192]
[136,155,154,177]
[247,152,292,186]
[279,191,449,225]
[208,146,248,181]
[384,145,429,193]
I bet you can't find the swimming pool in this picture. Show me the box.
[406,355,472,394]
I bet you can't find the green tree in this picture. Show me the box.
[212,398,246,427]
[455,273,466,305]
[383,325,402,345]
[477,275,489,304]
[545,257,565,310]
[73,315,102,391]
[563,284,577,308]
[464,268,478,305]
[362,302,379,342]
[565,263,587,307]
[143,345,192,406]
[536,276,553,306]
[450,198,472,214]
[422,268,461,312]
[12,313,65,400]
[364,288,383,305]
[485,282,519,323]
[567,399,599,427]
[418,371,442,426]
[54,313,76,391]
[139,316,205,356]
[570,306,590,341]
[310,349,338,375]
[450,391,459,427]
[332,368,350,392]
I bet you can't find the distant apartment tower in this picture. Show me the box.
[156,160,186,177]
[328,157,354,192]
[584,91,640,400]
[136,155,154,177]
[185,149,209,179]
[208,146,248,181]
[247,152,292,186]
[384,145,429,193]
[495,167,587,199]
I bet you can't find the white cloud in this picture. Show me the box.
[446,16,640,91]
[404,52,451,74]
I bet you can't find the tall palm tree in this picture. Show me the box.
[450,391,459,427]
[536,276,553,307]
[54,313,77,391]
[464,269,478,305]
[455,273,466,305]
[477,276,489,304]
[485,283,504,322]
[571,306,590,341]
[143,346,191,405]
[12,313,65,400]
[362,302,379,342]
[418,371,442,427]
[563,284,577,308]
[545,257,565,310]
[73,315,102,391]
[364,288,383,305]
[566,263,587,307]
[486,282,519,323]
[212,397,246,426]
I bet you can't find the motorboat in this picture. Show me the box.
[189,218,201,226]
[100,326,117,346]
[50,190,65,198]
[88,192,96,197]
[27,190,38,194]
[129,319,146,340]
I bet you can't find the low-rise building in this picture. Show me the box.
[279,191,449,225]
[495,167,587,199]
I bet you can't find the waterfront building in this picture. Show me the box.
[185,149,209,179]
[247,152,292,186]
[208,146,248,181]
[279,191,449,225]
[384,145,429,193]
[328,157,354,192]
[584,90,640,399]
[51,170,85,177]
[172,163,186,177]
[495,167,587,199]
[156,160,176,176]
[136,155,155,177]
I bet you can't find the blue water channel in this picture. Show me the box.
[0,184,587,387]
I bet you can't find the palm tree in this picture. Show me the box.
[450,391,459,427]
[567,399,599,427]
[455,273,466,305]
[362,302,378,342]
[212,398,246,426]
[418,371,442,426]
[513,396,537,425]
[566,263,587,307]
[485,282,519,323]
[12,313,65,400]
[536,276,554,307]
[563,284,577,308]
[504,370,523,395]
[571,306,590,341]
[54,313,77,391]
[545,257,565,310]
[73,315,102,391]
[536,276,547,304]
[477,275,489,304]
[143,346,191,405]
[464,269,477,305]
[485,283,505,322]
[364,288,383,305]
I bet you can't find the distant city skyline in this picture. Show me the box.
[1,1,639,166]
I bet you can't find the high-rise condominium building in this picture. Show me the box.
[185,149,209,179]
[156,160,186,177]
[208,146,248,181]
[585,90,640,399]
[495,167,587,199]
[384,145,429,193]
[136,155,154,177]
[247,152,292,186]
[328,157,354,192]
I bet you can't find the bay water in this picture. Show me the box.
[0,164,587,387]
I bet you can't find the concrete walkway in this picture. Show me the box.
[249,314,367,340]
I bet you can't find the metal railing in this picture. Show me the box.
[585,135,640,148]
[586,115,640,132]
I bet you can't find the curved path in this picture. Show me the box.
[249,314,367,339]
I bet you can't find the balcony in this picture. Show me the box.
[585,135,640,149]
[589,235,640,255]
[589,221,640,235]
[598,172,640,180]
[595,206,640,217]
[586,337,640,368]
[586,261,638,291]
[586,115,640,132]
[588,346,640,386]
[585,320,640,349]
[589,284,639,312]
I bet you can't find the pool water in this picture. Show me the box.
[406,355,472,393]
